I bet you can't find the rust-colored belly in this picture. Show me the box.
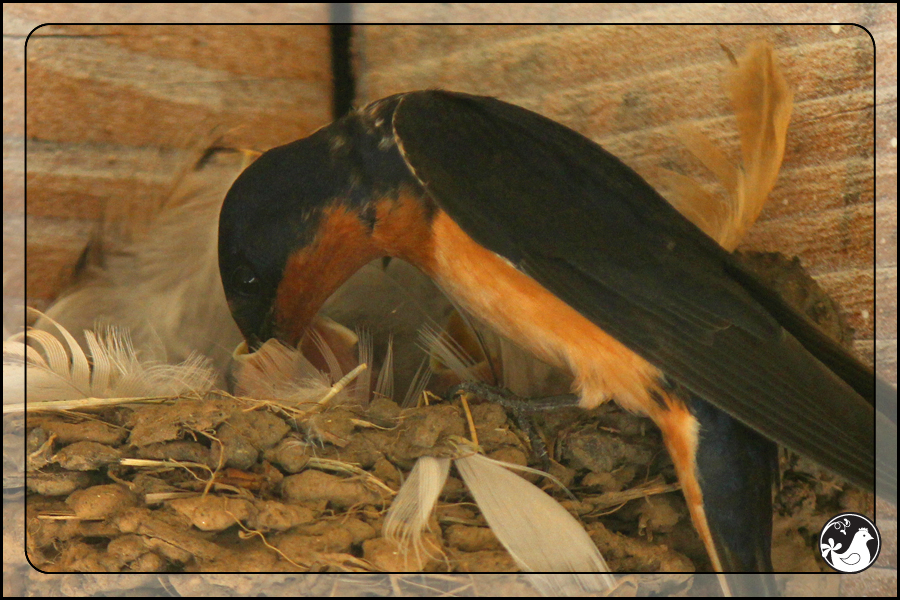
[425,210,663,415]
[424,209,722,570]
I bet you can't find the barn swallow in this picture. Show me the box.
[218,91,895,587]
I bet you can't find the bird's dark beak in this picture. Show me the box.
[224,294,275,352]
[242,330,264,353]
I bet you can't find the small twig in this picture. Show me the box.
[5,395,175,414]
[120,457,214,484]
[228,510,308,569]
[421,390,441,407]
[348,418,394,431]
[36,511,79,521]
[459,394,479,448]
[319,363,367,406]
[197,430,226,496]
[584,480,681,514]
[306,457,396,496]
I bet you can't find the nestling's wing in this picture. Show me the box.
[391,90,886,494]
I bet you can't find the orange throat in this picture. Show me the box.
[274,191,436,345]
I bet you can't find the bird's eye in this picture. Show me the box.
[232,264,261,296]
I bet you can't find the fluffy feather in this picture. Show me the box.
[4,310,213,411]
[661,41,793,250]
[35,149,249,376]
[401,356,433,408]
[383,455,451,566]
[231,315,380,410]
[373,334,395,401]
[419,322,479,383]
[422,309,570,398]
[231,338,333,405]
[454,452,615,587]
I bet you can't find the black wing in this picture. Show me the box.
[391,90,892,496]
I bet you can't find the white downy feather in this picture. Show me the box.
[455,453,615,590]
[231,338,334,406]
[354,329,374,405]
[35,151,248,376]
[419,322,480,383]
[309,328,345,385]
[5,310,214,410]
[401,356,432,408]
[383,456,451,566]
[373,334,395,401]
[231,317,371,408]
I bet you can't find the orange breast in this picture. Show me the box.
[424,210,664,416]
[422,209,718,569]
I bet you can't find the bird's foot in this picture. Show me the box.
[446,381,580,470]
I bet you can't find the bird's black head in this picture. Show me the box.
[218,98,421,349]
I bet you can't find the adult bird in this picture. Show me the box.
[218,90,894,587]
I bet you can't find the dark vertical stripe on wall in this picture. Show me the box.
[330,4,355,119]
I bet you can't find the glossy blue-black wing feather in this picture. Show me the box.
[391,90,884,494]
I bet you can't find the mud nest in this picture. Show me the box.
[9,251,872,597]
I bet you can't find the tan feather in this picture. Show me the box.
[36,149,249,376]
[663,41,793,251]
[231,338,334,406]
[727,41,794,245]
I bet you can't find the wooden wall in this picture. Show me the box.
[3,3,896,596]
[9,11,893,387]
[7,11,332,319]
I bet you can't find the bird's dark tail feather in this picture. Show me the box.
[688,395,780,596]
